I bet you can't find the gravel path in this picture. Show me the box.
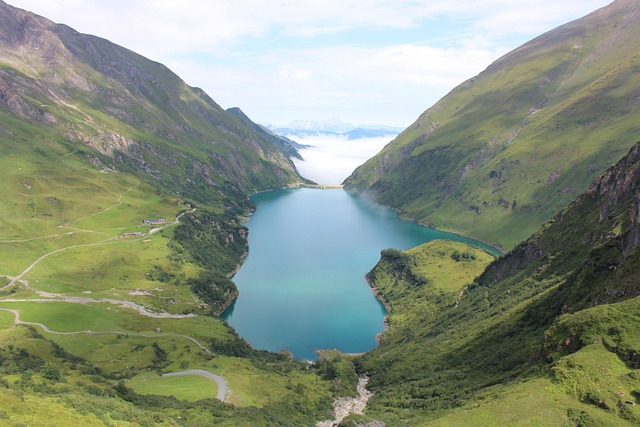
[162,369,227,401]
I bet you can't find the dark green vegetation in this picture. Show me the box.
[345,0,640,249]
[357,142,640,425]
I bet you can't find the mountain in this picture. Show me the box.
[344,0,640,250]
[225,107,304,159]
[268,120,402,140]
[281,118,356,133]
[357,141,640,425]
[3,0,640,425]
[0,0,299,210]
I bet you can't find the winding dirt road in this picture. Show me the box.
[0,307,212,354]
[0,307,229,401]
[0,187,232,402]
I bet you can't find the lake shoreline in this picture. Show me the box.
[225,186,500,359]
[342,187,504,255]
[365,272,391,343]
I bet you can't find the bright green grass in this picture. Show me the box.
[0,232,108,277]
[372,240,492,329]
[0,310,334,413]
[0,391,108,427]
[127,372,217,402]
[406,240,495,292]
[212,356,333,408]
[19,229,203,315]
[45,332,210,375]
[26,235,174,293]
[0,130,174,280]
[553,344,639,408]
[423,377,637,427]
[0,309,15,329]
[65,182,180,234]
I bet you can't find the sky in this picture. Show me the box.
[8,0,613,128]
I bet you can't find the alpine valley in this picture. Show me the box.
[0,1,639,426]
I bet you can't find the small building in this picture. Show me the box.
[143,218,167,225]
[123,232,143,238]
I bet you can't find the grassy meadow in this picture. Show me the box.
[127,372,218,402]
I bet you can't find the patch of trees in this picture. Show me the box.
[313,354,358,395]
[188,270,238,315]
[171,209,247,274]
[370,248,429,288]
[151,342,169,368]
[170,209,249,315]
[451,250,477,262]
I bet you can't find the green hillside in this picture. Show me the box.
[344,0,640,250]
[352,142,640,426]
[0,0,300,208]
[0,1,346,425]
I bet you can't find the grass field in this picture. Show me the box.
[127,372,218,402]
[406,240,495,292]
[212,356,333,408]
[422,377,636,427]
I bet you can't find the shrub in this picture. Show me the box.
[41,363,61,381]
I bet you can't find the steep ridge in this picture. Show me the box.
[358,141,640,425]
[0,0,299,208]
[226,106,304,160]
[345,0,640,249]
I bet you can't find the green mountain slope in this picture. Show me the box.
[0,0,299,209]
[355,141,640,425]
[344,0,640,249]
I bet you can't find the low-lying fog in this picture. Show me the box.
[290,134,397,185]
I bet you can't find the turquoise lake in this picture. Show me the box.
[222,188,498,360]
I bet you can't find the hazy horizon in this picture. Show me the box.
[290,134,396,185]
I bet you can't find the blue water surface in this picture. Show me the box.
[223,188,497,360]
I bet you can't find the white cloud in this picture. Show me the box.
[8,0,613,126]
[11,0,612,57]
[358,44,498,84]
[280,69,312,80]
[291,135,396,185]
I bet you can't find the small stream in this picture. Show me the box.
[317,376,375,427]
